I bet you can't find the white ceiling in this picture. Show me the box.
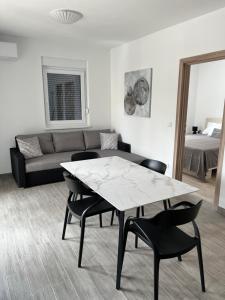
[1,0,225,48]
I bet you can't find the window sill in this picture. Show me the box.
[45,125,92,131]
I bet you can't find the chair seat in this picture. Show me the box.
[68,196,114,218]
[131,219,197,258]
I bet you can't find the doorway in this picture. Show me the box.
[173,50,225,207]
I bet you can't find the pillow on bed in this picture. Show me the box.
[202,127,210,135]
[211,128,222,138]
[208,123,222,136]
[202,122,221,136]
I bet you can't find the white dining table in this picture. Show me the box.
[61,156,198,289]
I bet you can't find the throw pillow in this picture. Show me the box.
[17,136,43,159]
[211,128,222,139]
[100,133,118,150]
[202,122,221,136]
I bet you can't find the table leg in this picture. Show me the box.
[135,207,140,248]
[116,210,125,290]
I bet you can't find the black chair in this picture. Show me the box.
[70,151,115,226]
[71,151,99,161]
[119,200,205,300]
[135,159,168,248]
[62,171,115,267]
[140,159,169,215]
[140,159,167,174]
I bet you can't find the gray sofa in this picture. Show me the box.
[10,129,145,187]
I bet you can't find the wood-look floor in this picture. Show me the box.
[1,174,225,299]
[182,172,216,203]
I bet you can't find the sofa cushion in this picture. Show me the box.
[52,131,85,153]
[16,133,54,154]
[83,129,111,149]
[25,151,80,172]
[26,149,146,173]
[87,149,145,164]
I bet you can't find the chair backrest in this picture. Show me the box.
[152,200,202,228]
[63,171,84,195]
[140,159,167,175]
[71,151,99,161]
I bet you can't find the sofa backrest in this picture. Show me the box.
[16,133,54,154]
[52,131,85,153]
[16,129,112,154]
[83,129,111,149]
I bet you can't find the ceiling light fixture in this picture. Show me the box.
[50,9,83,24]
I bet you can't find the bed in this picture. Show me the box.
[183,118,222,181]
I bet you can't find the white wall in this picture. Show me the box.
[187,60,225,133]
[110,7,225,208]
[186,65,199,133]
[0,36,111,174]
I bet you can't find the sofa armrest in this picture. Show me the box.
[118,141,131,153]
[10,147,26,187]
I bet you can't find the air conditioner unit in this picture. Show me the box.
[0,42,18,60]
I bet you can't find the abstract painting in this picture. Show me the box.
[124,68,152,117]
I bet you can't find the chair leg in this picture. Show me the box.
[67,212,72,224]
[197,242,206,292]
[178,255,182,261]
[154,255,160,300]
[167,199,171,208]
[68,193,77,224]
[62,207,69,240]
[99,214,102,228]
[141,206,145,216]
[78,218,86,268]
[163,200,168,210]
[110,210,115,226]
[135,207,140,248]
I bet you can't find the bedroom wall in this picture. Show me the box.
[110,7,225,208]
[187,60,225,133]
[0,35,111,174]
[186,65,199,133]
[194,60,225,129]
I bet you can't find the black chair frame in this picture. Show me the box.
[140,159,167,174]
[119,201,205,300]
[70,151,115,226]
[62,172,115,267]
[139,158,170,217]
[71,151,99,161]
[136,158,169,248]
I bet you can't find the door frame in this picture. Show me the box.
[173,50,225,207]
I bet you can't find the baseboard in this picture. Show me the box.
[0,172,12,177]
[0,172,11,175]
[217,206,225,216]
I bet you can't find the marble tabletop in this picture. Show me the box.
[61,156,198,211]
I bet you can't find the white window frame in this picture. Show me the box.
[42,66,88,129]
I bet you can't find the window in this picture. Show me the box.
[43,66,87,128]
